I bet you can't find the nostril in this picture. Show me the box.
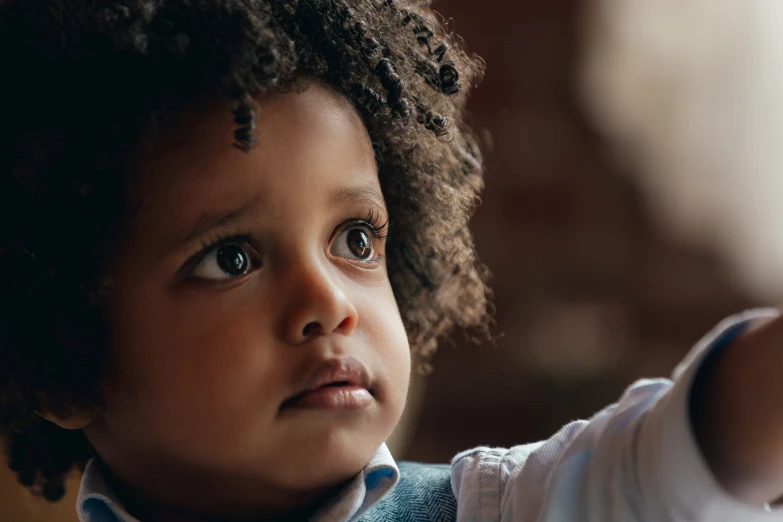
[337,316,354,331]
[302,322,320,337]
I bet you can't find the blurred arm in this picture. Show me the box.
[452,309,783,521]
[694,312,783,505]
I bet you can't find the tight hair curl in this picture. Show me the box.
[0,0,489,501]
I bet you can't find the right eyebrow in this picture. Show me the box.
[172,199,261,250]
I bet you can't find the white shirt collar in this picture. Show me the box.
[76,444,399,522]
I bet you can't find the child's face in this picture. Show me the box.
[86,84,412,507]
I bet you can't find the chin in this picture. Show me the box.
[275,429,385,490]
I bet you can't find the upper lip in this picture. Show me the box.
[281,356,372,409]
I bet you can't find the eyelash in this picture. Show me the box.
[347,208,389,242]
[180,209,390,277]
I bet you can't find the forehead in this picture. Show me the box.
[129,83,378,226]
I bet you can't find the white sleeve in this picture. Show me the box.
[451,308,783,522]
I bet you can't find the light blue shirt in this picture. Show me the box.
[78,309,783,521]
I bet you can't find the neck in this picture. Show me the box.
[95,458,347,522]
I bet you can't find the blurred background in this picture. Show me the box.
[5,0,783,519]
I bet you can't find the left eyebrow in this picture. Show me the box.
[332,183,386,209]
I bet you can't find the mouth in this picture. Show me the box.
[280,357,374,412]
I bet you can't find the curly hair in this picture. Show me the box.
[0,0,489,502]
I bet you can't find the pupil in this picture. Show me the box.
[217,245,248,276]
[348,229,371,259]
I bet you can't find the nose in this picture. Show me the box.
[280,259,359,345]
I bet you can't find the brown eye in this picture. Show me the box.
[347,229,371,259]
[331,227,376,262]
[191,242,259,280]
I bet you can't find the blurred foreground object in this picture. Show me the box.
[581,0,783,302]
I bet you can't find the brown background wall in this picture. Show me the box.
[0,0,758,520]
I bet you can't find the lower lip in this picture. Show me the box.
[284,385,373,410]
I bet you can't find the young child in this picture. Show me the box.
[1,1,782,521]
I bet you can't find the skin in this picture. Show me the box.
[61,84,412,521]
[695,316,783,505]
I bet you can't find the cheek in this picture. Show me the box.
[105,284,285,432]
[357,284,411,419]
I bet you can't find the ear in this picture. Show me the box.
[37,408,95,430]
